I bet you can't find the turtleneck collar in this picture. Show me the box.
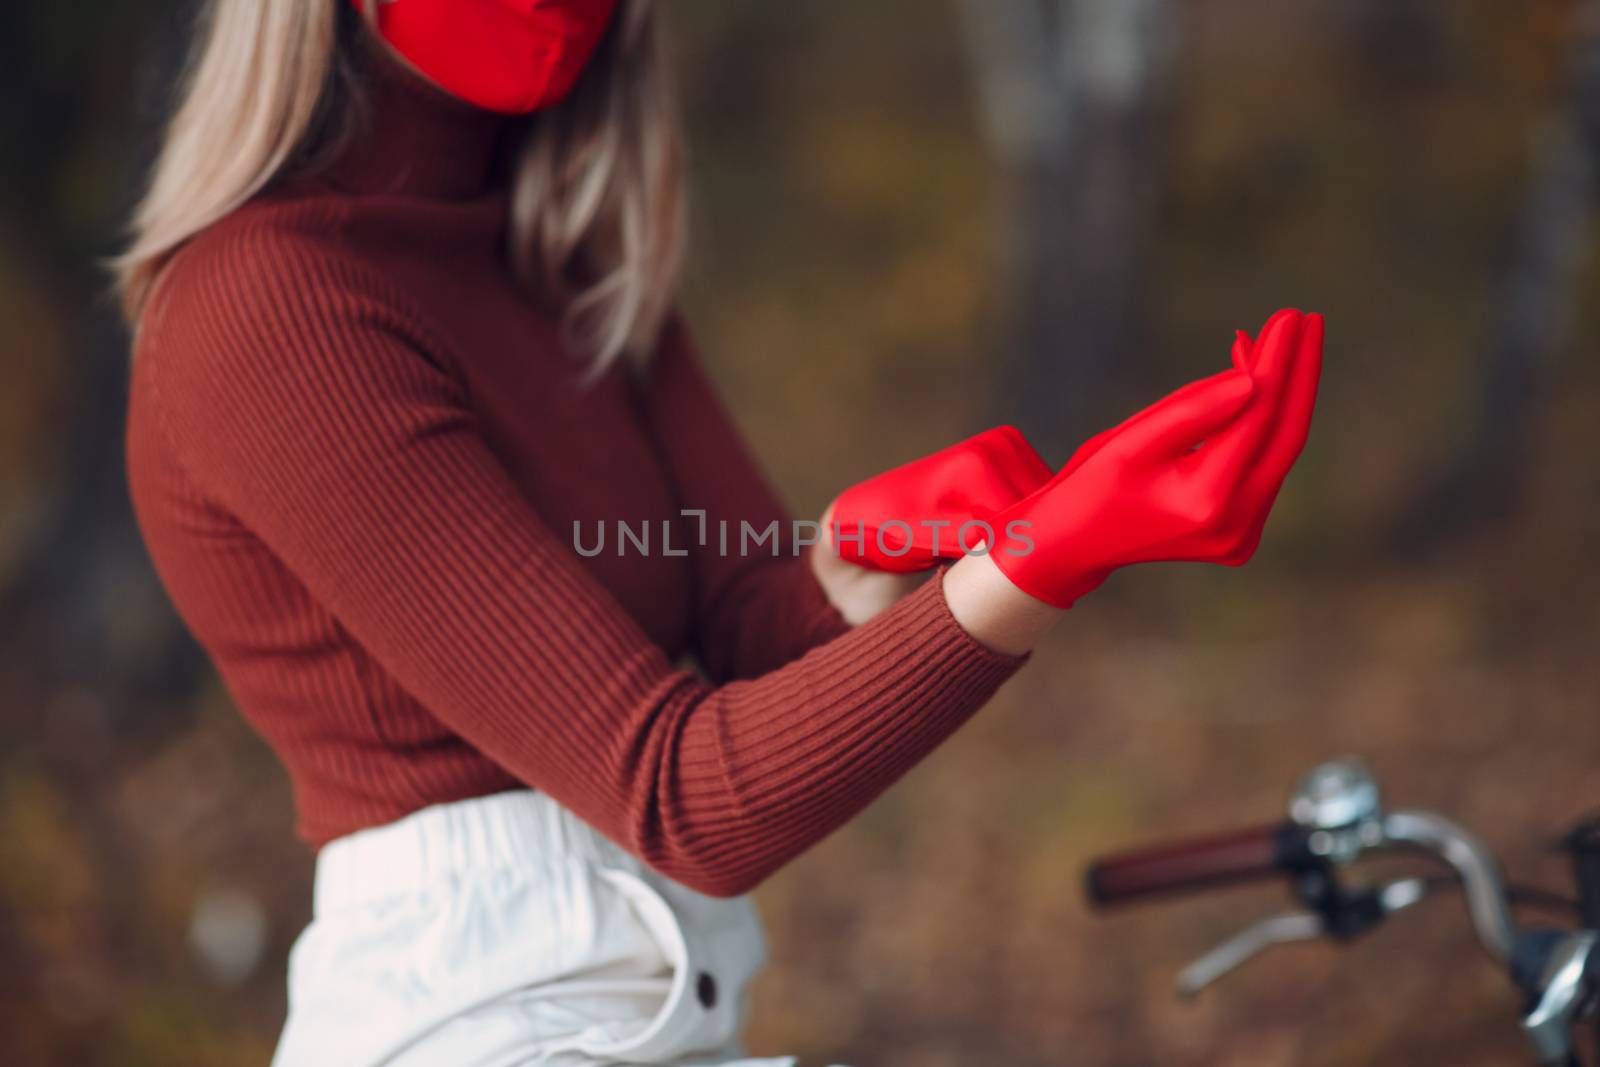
[319,22,515,201]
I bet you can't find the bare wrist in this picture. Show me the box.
[941,551,1063,655]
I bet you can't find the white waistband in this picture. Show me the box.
[313,789,640,916]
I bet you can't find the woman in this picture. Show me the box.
[115,1,1321,1064]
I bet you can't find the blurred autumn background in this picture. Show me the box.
[4,0,1600,1064]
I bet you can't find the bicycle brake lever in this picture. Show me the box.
[1177,912,1324,997]
[1176,878,1433,998]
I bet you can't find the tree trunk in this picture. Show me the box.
[1399,0,1600,548]
[957,0,1179,458]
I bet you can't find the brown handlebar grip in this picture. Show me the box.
[1085,822,1300,907]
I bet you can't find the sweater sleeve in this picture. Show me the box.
[639,314,851,683]
[136,227,1027,897]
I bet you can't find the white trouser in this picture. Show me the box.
[271,789,844,1067]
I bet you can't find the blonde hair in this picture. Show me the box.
[112,0,684,376]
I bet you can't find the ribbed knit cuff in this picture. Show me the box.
[726,563,1031,787]
[923,563,1033,673]
[826,562,1032,678]
[788,562,1033,764]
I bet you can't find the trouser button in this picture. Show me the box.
[695,970,718,1009]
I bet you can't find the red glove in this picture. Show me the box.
[987,308,1324,608]
[830,426,1053,573]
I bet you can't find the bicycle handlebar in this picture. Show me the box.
[1085,822,1306,906]
[1381,810,1515,963]
[1082,808,1518,966]
[1081,760,1594,1065]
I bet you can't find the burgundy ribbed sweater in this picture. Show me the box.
[124,46,1026,896]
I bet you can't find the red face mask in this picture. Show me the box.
[352,0,621,115]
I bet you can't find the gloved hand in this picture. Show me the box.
[986,308,1324,608]
[829,425,1053,573]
